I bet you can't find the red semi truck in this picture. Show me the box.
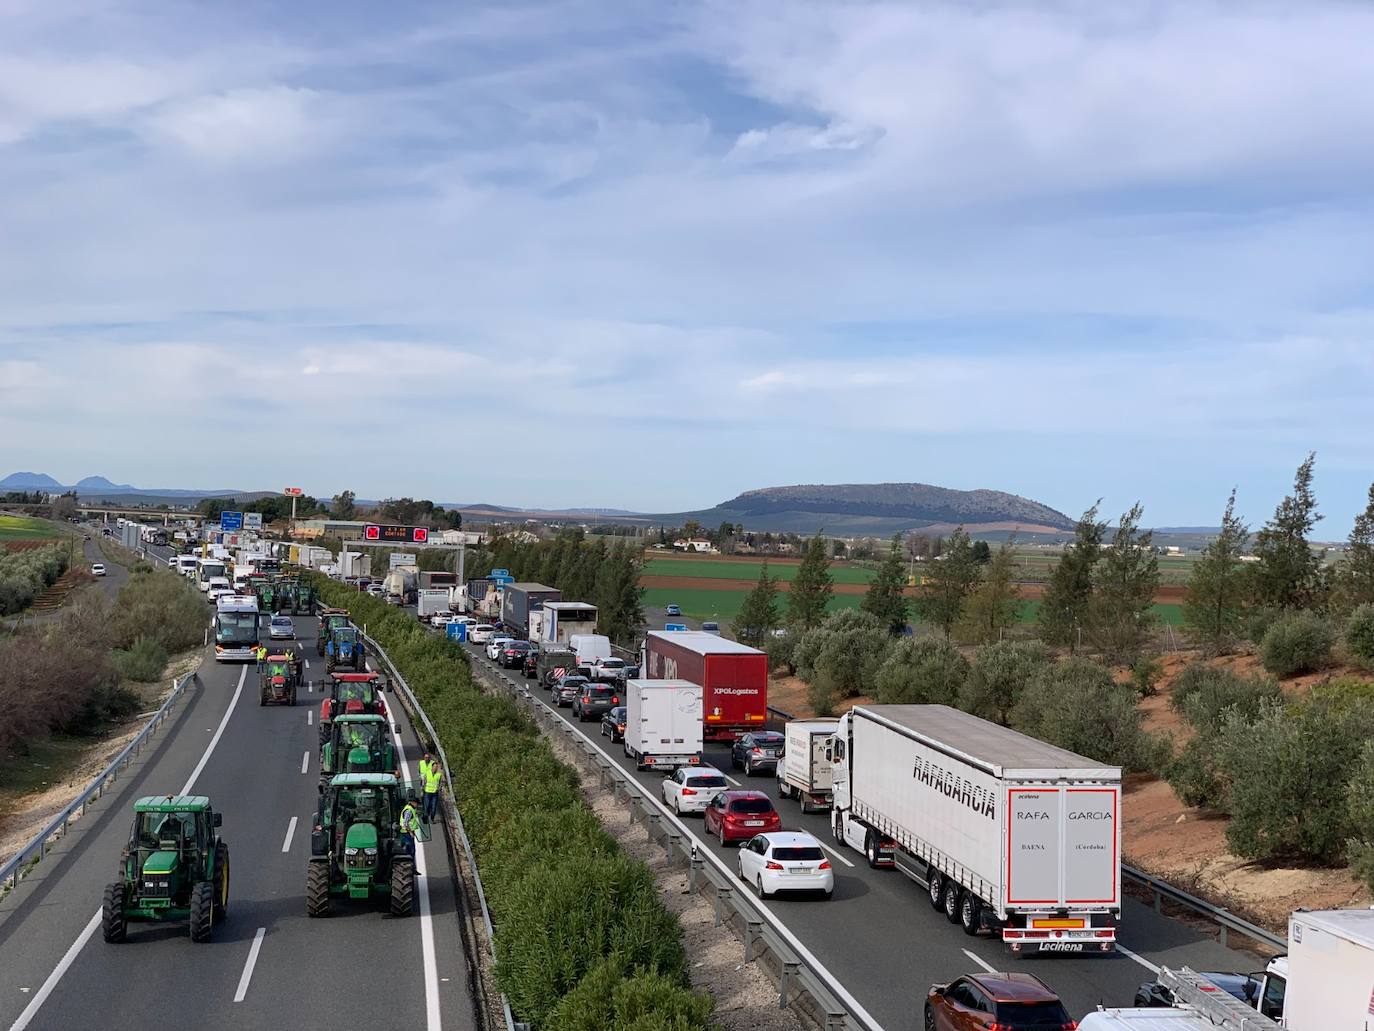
[641,630,767,742]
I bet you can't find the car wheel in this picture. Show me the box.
[942,880,962,924]
[744,758,753,776]
[756,875,770,900]
[923,1005,936,1031]
[960,893,982,936]
[737,858,746,882]
[927,870,944,911]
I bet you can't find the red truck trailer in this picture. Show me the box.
[642,630,767,742]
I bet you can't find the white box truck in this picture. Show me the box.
[1079,968,1283,1030]
[777,719,838,813]
[1251,908,1374,1029]
[624,679,703,773]
[830,704,1122,952]
[416,588,451,620]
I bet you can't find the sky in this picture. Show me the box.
[2,0,1373,532]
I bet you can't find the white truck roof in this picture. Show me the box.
[646,630,763,656]
[1080,1012,1223,1030]
[853,704,1121,780]
[1293,907,1374,948]
[545,601,596,612]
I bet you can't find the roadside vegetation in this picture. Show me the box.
[0,540,72,615]
[311,576,712,1031]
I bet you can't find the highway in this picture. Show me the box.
[456,631,1266,1028]
[0,580,474,1031]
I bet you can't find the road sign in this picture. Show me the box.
[490,568,509,577]
[665,623,688,631]
[446,621,467,642]
[389,552,417,568]
[220,511,243,531]
[490,574,514,586]
[283,487,303,496]
[364,524,430,544]
[243,512,263,530]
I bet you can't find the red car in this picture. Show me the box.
[925,972,1076,1031]
[703,790,781,846]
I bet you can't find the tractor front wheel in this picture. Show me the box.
[213,842,230,922]
[101,882,127,943]
[390,858,415,917]
[189,882,214,942]
[306,858,331,918]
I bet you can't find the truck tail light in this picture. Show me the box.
[1094,930,1115,938]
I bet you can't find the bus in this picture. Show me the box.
[213,595,260,662]
[196,557,228,592]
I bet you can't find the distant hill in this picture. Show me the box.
[0,472,63,490]
[1,471,259,504]
[652,482,1075,536]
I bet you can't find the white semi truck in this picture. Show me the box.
[624,679,703,773]
[777,719,838,813]
[830,704,1122,953]
[1248,908,1374,1029]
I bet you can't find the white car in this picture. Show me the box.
[468,624,495,644]
[486,635,514,660]
[91,563,106,577]
[736,831,834,900]
[366,583,385,597]
[661,766,729,815]
[429,612,454,628]
[590,657,627,682]
[269,615,295,640]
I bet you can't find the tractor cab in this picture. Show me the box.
[318,672,388,742]
[103,795,229,943]
[316,610,351,656]
[307,773,415,917]
[325,625,364,672]
[319,714,396,787]
[258,653,301,706]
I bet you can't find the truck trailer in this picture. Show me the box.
[1253,908,1374,1029]
[777,719,839,813]
[416,588,451,620]
[539,602,598,645]
[831,704,1122,953]
[624,679,703,772]
[642,631,767,742]
[500,583,561,639]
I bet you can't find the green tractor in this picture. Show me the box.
[317,609,351,657]
[102,795,229,944]
[319,714,396,787]
[307,773,415,918]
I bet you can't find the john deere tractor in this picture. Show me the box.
[102,795,229,943]
[319,713,396,787]
[307,773,415,918]
[316,610,351,656]
[325,625,365,673]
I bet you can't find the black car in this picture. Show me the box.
[552,675,589,708]
[600,706,627,742]
[1134,972,1259,1008]
[731,731,785,776]
[572,683,620,722]
[522,650,539,679]
[499,640,533,669]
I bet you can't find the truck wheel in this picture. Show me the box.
[942,881,962,924]
[960,893,982,936]
[189,882,214,942]
[927,870,944,911]
[101,882,127,943]
[390,858,415,917]
[832,811,845,845]
[213,842,230,922]
[306,858,331,917]
[864,833,881,870]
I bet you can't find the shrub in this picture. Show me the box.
[1166,738,1227,810]
[547,958,713,1031]
[1243,606,1282,647]
[1012,657,1169,773]
[1347,604,1374,669]
[795,610,891,699]
[1346,740,1374,894]
[763,631,796,675]
[1130,656,1163,697]
[959,641,1049,725]
[1259,610,1334,676]
[111,636,169,682]
[874,638,969,706]
[807,676,837,716]
[111,567,208,653]
[1169,664,1283,736]
[0,541,71,615]
[1218,693,1374,864]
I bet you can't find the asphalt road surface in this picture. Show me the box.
[458,633,1267,1028]
[0,603,474,1031]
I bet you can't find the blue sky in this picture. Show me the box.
[2,0,1373,532]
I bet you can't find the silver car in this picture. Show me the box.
[269,615,295,640]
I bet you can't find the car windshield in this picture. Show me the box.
[587,686,614,698]
[730,798,774,815]
[689,775,728,788]
[272,618,292,627]
[771,846,823,861]
[994,1001,1072,1026]
[602,658,624,667]
[562,678,588,689]
[608,707,626,719]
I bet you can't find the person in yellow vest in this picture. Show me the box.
[418,752,441,824]
[398,791,421,857]
[255,644,268,663]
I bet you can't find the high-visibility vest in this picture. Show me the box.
[422,763,441,794]
[399,804,420,834]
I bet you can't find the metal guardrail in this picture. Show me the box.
[357,630,523,1031]
[468,657,885,1031]
[1122,864,1286,953]
[1,671,199,892]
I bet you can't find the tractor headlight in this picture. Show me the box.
[364,847,377,856]
[345,847,359,856]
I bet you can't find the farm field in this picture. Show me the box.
[643,556,875,584]
[0,514,62,542]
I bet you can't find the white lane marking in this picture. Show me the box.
[1117,943,1160,974]
[388,711,441,1031]
[307,709,313,726]
[233,927,267,1002]
[300,750,309,774]
[281,817,297,853]
[10,664,247,1031]
[304,659,310,670]
[961,948,997,974]
[817,840,854,868]
[723,773,742,786]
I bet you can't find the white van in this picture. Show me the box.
[569,633,612,668]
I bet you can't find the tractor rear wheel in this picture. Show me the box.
[101,882,127,943]
[213,842,230,922]
[189,882,214,942]
[307,858,331,918]
[390,858,415,917]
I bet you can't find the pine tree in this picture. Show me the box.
[733,563,781,646]
[1039,503,1107,651]
[595,543,644,645]
[788,535,834,631]
[959,539,1019,644]
[1184,490,1250,652]
[1336,483,1374,609]
[1088,503,1159,664]
[861,534,909,634]
[915,526,979,639]
[1252,453,1323,610]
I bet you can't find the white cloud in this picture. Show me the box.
[139,86,326,161]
